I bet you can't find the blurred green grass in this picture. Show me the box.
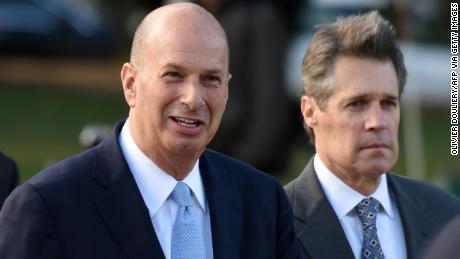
[0,85,127,181]
[1,84,458,188]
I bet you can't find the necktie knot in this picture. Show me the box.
[355,197,380,228]
[171,182,193,207]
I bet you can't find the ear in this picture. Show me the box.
[225,72,232,102]
[227,72,232,83]
[301,95,319,128]
[121,63,137,108]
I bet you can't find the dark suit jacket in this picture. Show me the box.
[284,158,460,259]
[0,121,301,259]
[0,151,19,209]
[420,214,460,259]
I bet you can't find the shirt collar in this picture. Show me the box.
[180,161,207,213]
[314,154,394,219]
[119,119,207,217]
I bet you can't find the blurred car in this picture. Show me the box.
[285,0,450,107]
[0,0,116,56]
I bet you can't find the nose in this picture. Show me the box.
[180,78,205,110]
[365,103,387,131]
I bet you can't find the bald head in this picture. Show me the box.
[130,3,228,69]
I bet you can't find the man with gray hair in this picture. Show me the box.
[285,11,460,259]
[0,3,301,259]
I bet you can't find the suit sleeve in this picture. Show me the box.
[420,215,460,259]
[0,156,19,209]
[0,183,63,259]
[9,160,19,193]
[274,180,303,259]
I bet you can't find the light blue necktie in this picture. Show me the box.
[171,182,206,259]
[355,197,385,259]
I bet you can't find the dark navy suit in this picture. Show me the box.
[0,121,301,259]
[285,159,460,259]
[0,151,19,209]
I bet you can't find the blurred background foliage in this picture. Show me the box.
[0,0,458,194]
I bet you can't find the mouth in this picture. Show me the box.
[171,116,204,128]
[360,143,389,150]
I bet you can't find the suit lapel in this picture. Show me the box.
[92,121,165,259]
[291,159,354,259]
[200,151,242,259]
[387,174,429,259]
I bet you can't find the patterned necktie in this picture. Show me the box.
[170,182,206,259]
[355,197,385,259]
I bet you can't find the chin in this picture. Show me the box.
[171,139,206,154]
[364,161,394,175]
[361,151,396,170]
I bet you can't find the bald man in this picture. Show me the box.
[0,3,301,259]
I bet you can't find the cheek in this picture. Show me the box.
[331,118,362,151]
[207,91,228,113]
[149,86,178,107]
[327,116,357,137]
[385,112,400,140]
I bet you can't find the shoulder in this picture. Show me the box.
[203,149,279,186]
[388,173,460,212]
[28,147,98,189]
[389,173,460,201]
[284,175,298,197]
[0,152,19,202]
[0,151,17,172]
[15,146,105,209]
[202,149,286,205]
[284,159,315,201]
[25,121,124,191]
[284,175,299,203]
[2,145,107,220]
[0,151,18,180]
[203,149,262,172]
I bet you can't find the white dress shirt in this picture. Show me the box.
[314,154,407,259]
[119,120,213,259]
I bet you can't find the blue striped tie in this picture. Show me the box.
[171,182,206,259]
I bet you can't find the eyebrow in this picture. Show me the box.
[384,94,399,101]
[344,93,399,103]
[160,63,183,71]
